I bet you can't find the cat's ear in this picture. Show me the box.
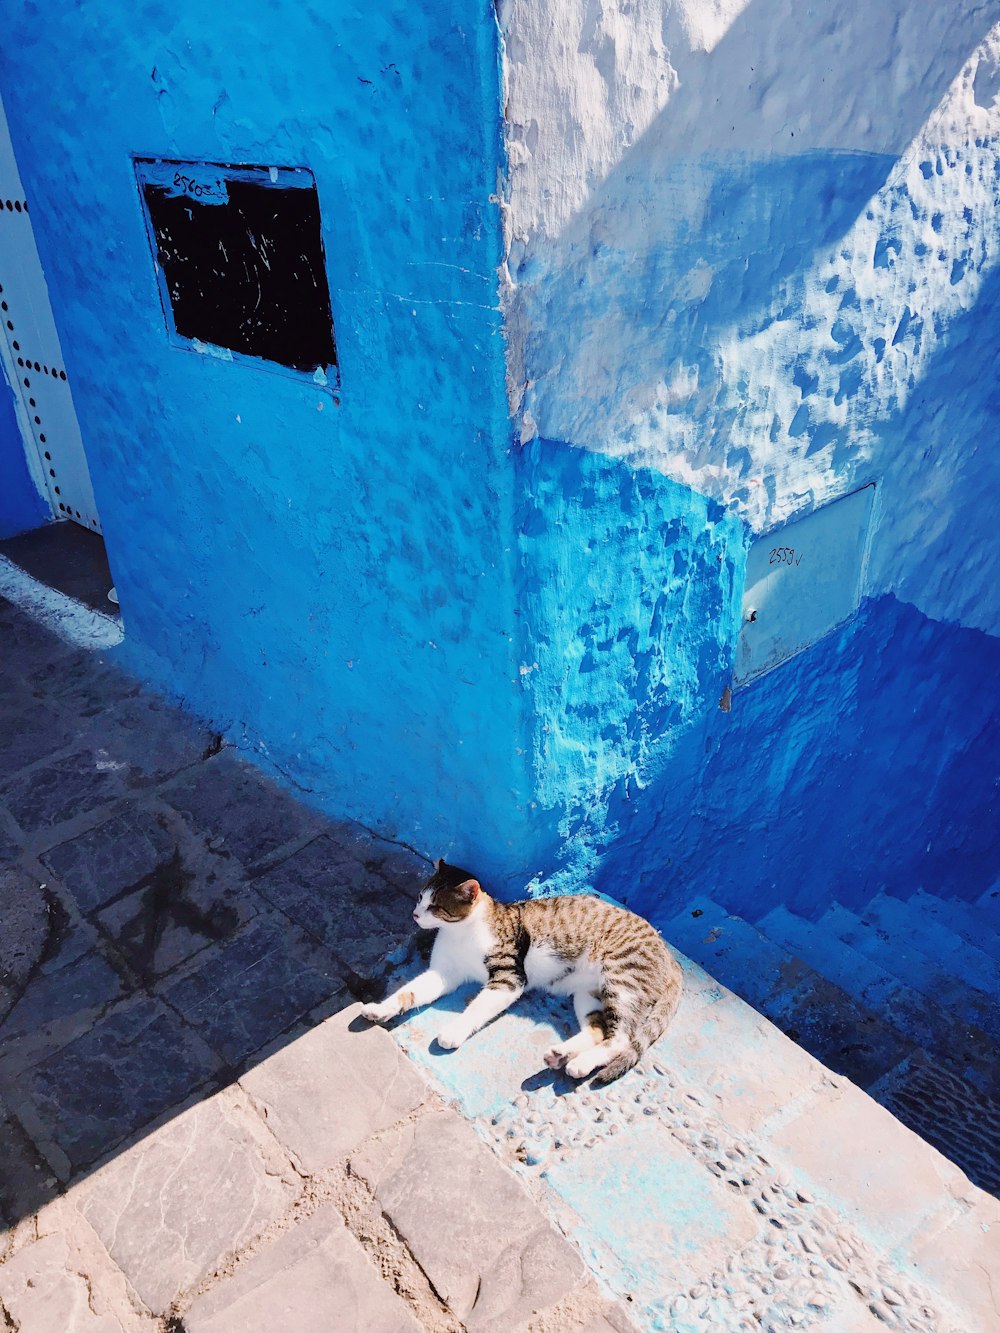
[434,858,444,871]
[454,878,480,903]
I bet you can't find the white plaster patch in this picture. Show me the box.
[0,554,124,650]
[500,3,1000,634]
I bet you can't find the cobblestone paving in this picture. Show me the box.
[0,596,631,1332]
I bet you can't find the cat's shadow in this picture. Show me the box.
[350,988,582,1092]
[519,1065,581,1096]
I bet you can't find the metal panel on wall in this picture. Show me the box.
[0,91,100,532]
[734,484,877,687]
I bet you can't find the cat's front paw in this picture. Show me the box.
[544,1046,568,1069]
[360,1002,393,1024]
[436,1023,468,1050]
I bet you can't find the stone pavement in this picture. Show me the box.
[0,594,631,1331]
[1,591,998,1333]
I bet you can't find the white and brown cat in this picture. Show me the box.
[360,859,682,1083]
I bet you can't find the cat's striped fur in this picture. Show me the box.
[361,860,682,1083]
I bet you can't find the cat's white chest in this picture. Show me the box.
[430,912,492,985]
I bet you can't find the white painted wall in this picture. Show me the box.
[500,0,1000,635]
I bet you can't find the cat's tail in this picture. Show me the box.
[592,979,682,1085]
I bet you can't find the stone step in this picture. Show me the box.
[862,892,1000,1002]
[666,898,913,1090]
[756,904,901,1009]
[909,888,1000,965]
[818,901,1000,1046]
[870,1051,1000,1198]
[756,904,1000,1099]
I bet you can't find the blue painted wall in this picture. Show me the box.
[2,0,996,922]
[0,359,48,539]
[596,593,1000,920]
[513,438,745,890]
[500,5,1000,919]
[0,1,533,885]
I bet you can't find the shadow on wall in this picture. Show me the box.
[506,0,1000,906]
[585,224,1000,923]
[596,592,1000,922]
[510,0,1000,532]
[0,362,49,540]
[516,248,1000,912]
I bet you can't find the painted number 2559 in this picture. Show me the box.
[769,546,803,567]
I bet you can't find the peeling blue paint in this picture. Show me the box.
[513,438,746,892]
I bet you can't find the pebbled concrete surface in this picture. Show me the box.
[383,946,999,1333]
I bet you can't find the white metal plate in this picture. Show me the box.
[734,484,876,687]
[0,91,100,531]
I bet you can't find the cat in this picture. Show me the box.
[360,859,683,1083]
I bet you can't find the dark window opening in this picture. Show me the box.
[135,159,338,379]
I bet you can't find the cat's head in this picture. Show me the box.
[412,858,481,928]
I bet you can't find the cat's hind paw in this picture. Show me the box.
[565,1054,597,1080]
[436,1023,468,1050]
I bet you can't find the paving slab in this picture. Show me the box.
[769,1077,969,1253]
[81,693,216,787]
[0,1107,58,1229]
[351,1106,585,1331]
[28,649,138,720]
[41,806,179,914]
[0,945,124,1085]
[13,995,221,1174]
[161,749,323,867]
[96,847,251,984]
[253,832,417,978]
[0,750,125,837]
[547,1121,758,1297]
[183,1203,422,1333]
[0,865,48,1019]
[158,914,345,1067]
[239,1002,427,1172]
[75,1089,300,1314]
[0,692,77,772]
[910,1192,1000,1333]
[0,594,78,663]
[0,1228,152,1333]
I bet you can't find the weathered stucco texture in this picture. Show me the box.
[513,438,744,887]
[501,0,1000,631]
[501,0,1000,911]
[0,1,534,884]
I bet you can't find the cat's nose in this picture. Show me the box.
[412,910,421,923]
